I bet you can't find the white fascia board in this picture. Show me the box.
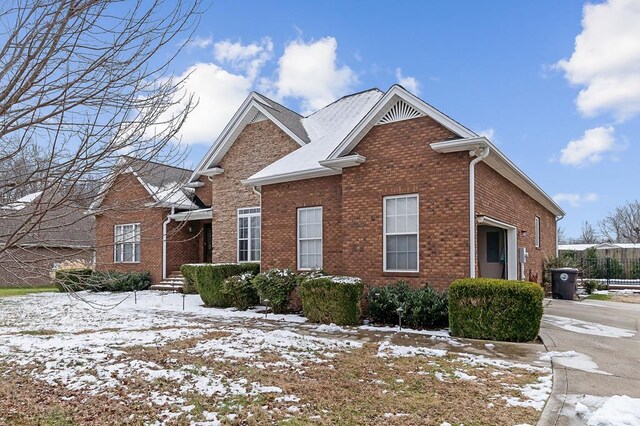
[318,154,366,170]
[190,94,306,181]
[431,137,566,217]
[145,201,199,210]
[242,167,341,187]
[169,207,212,221]
[327,85,477,161]
[477,215,516,229]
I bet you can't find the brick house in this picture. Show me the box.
[0,192,95,287]
[96,86,564,290]
[239,86,564,290]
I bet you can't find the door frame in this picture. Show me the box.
[477,216,517,280]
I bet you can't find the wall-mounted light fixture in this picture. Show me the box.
[521,230,527,238]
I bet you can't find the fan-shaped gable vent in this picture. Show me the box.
[376,100,423,125]
[250,111,267,123]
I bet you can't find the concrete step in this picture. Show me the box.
[150,283,183,292]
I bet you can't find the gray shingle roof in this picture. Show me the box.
[253,94,310,144]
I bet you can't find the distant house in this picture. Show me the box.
[559,243,640,261]
[0,192,95,287]
[95,86,564,290]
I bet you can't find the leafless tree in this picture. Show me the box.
[600,201,640,243]
[0,0,203,288]
[577,221,600,244]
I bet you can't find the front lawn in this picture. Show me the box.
[0,291,552,425]
[0,286,58,297]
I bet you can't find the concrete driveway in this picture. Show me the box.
[538,298,640,425]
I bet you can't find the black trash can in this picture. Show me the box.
[550,267,579,300]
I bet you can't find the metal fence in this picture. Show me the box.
[578,258,640,286]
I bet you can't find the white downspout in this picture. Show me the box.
[555,214,565,257]
[162,207,174,280]
[469,147,490,278]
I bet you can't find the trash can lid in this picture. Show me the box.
[550,267,579,273]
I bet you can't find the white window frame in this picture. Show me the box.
[383,194,419,273]
[237,207,261,263]
[114,223,141,263]
[297,206,323,271]
[534,216,541,248]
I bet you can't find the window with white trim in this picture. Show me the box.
[238,207,261,262]
[298,206,322,270]
[535,216,540,248]
[384,195,419,272]
[114,224,140,263]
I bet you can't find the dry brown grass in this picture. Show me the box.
[0,328,545,426]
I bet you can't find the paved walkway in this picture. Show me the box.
[538,298,640,425]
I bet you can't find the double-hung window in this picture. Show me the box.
[238,207,261,262]
[114,223,140,263]
[534,216,541,248]
[298,206,322,270]
[384,195,419,272]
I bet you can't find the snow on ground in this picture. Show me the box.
[543,314,636,338]
[539,351,612,375]
[0,291,553,421]
[566,394,640,425]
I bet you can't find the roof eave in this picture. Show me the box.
[243,167,341,187]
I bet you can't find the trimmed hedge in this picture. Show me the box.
[191,263,260,307]
[298,276,364,326]
[367,281,448,328]
[448,278,544,342]
[180,264,199,294]
[252,268,299,313]
[54,268,93,292]
[222,273,259,311]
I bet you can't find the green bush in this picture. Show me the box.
[367,281,448,328]
[54,268,93,292]
[298,276,364,326]
[448,278,544,342]
[180,264,199,294]
[222,273,259,311]
[252,268,299,313]
[192,263,260,308]
[404,286,449,328]
[367,281,413,325]
[583,279,599,294]
[85,271,151,292]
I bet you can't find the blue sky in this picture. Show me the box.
[162,0,639,240]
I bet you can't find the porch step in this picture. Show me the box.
[150,283,183,292]
[151,273,184,292]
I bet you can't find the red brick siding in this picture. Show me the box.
[474,162,557,283]
[165,220,202,274]
[261,175,343,272]
[95,173,192,284]
[211,120,301,263]
[340,116,469,291]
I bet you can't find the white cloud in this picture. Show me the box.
[555,0,640,120]
[267,37,357,114]
[395,68,420,95]
[559,126,618,167]
[553,192,598,208]
[186,35,213,49]
[152,63,253,145]
[477,128,495,141]
[213,38,273,80]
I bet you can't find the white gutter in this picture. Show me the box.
[469,147,490,278]
[162,207,174,280]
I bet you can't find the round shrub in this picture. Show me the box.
[404,286,448,328]
[193,263,260,308]
[448,278,544,342]
[367,281,413,325]
[298,276,364,326]
[222,273,259,311]
[252,268,299,314]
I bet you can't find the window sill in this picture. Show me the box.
[382,271,420,278]
[115,261,141,264]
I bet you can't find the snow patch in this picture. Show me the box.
[543,315,635,338]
